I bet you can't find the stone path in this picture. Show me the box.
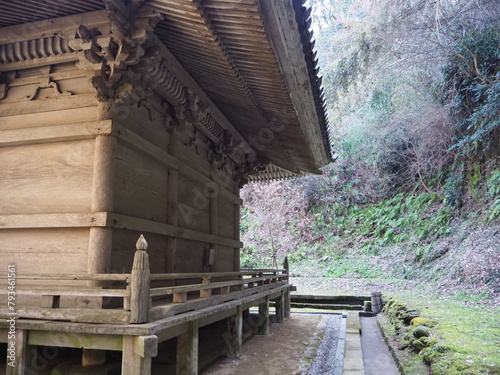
[360,317,400,375]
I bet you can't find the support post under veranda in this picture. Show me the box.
[283,256,291,318]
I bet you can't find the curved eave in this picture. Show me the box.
[146,0,331,175]
[258,0,333,169]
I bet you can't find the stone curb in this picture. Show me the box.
[375,313,408,375]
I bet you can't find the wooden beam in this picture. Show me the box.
[176,320,199,375]
[257,298,270,335]
[233,183,240,271]
[0,10,109,44]
[28,331,123,351]
[0,121,113,147]
[198,307,237,328]
[0,94,97,117]
[6,329,27,375]
[122,336,154,375]
[0,55,80,72]
[134,335,158,358]
[275,291,285,323]
[0,212,108,229]
[225,306,242,359]
[149,282,287,321]
[109,213,243,248]
[284,290,291,319]
[156,322,188,344]
[87,134,116,285]
[166,132,179,273]
[0,307,131,324]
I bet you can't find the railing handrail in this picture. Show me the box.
[0,273,130,281]
[240,268,286,272]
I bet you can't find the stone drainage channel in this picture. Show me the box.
[291,295,400,375]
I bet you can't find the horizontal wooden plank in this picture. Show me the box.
[0,288,127,297]
[0,121,113,146]
[28,331,123,351]
[0,55,79,72]
[0,307,130,324]
[150,270,283,281]
[0,94,97,116]
[0,212,108,229]
[149,275,283,297]
[0,10,109,44]
[0,228,88,254]
[109,213,242,248]
[0,273,129,281]
[0,107,99,130]
[149,283,290,329]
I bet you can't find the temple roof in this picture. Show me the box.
[0,0,333,179]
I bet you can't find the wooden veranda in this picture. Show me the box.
[0,235,292,374]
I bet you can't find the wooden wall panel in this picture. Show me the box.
[110,229,168,274]
[115,104,170,152]
[213,245,235,272]
[0,228,89,282]
[0,140,94,215]
[177,174,210,233]
[114,142,168,222]
[175,135,211,178]
[218,197,235,239]
[175,238,205,273]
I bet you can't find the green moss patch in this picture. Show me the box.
[380,296,500,374]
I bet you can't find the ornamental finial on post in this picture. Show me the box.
[136,234,148,251]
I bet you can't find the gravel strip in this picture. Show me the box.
[299,314,342,375]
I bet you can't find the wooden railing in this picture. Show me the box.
[0,235,290,325]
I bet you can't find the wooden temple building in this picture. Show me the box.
[0,0,333,373]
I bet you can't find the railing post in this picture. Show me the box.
[130,234,151,323]
[284,257,291,318]
[283,256,289,282]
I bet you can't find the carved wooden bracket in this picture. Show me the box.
[28,78,72,101]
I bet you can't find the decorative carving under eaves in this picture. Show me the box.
[28,78,72,101]
[186,128,201,155]
[234,154,270,185]
[0,36,74,65]
[0,83,8,100]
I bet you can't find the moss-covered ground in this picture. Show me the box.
[384,293,500,374]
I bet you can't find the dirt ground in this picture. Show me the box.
[201,315,324,375]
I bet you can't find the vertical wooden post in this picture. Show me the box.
[6,329,27,375]
[257,297,269,335]
[233,184,240,271]
[283,256,289,282]
[200,276,211,298]
[283,257,291,318]
[275,291,285,323]
[208,163,218,271]
[166,132,178,273]
[130,235,151,323]
[371,291,383,314]
[177,320,199,375]
[225,306,243,359]
[122,335,157,375]
[88,135,116,285]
